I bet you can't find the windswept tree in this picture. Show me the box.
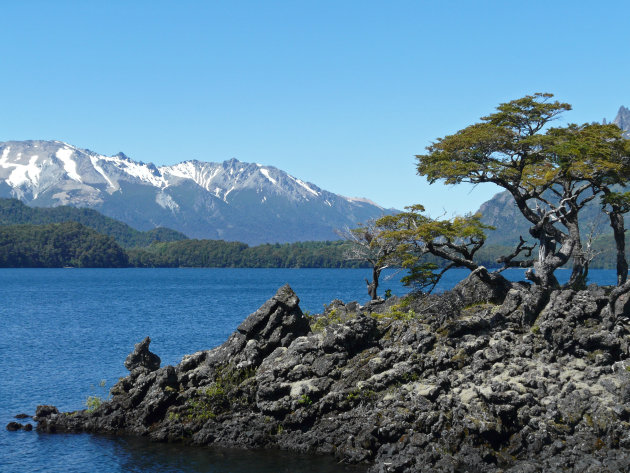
[336,219,399,300]
[376,205,495,293]
[416,93,630,289]
[601,192,630,285]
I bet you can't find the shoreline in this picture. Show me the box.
[18,273,630,472]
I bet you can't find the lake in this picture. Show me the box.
[0,268,621,472]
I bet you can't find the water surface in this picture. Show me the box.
[0,268,620,472]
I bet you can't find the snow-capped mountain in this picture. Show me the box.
[0,140,392,244]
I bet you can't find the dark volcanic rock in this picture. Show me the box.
[31,276,630,472]
[124,336,161,372]
[6,421,32,431]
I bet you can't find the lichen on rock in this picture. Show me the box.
[29,277,630,472]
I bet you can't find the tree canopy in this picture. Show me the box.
[415,93,630,290]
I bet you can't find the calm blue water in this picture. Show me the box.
[0,268,620,472]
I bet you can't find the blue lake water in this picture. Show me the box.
[0,268,621,472]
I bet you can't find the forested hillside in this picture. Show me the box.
[0,198,187,247]
[0,222,129,267]
[128,240,366,268]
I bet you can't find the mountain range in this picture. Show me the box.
[0,141,392,244]
[1,105,627,247]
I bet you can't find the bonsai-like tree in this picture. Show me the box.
[415,93,630,290]
[376,205,494,293]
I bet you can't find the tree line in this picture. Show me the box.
[0,221,369,268]
[127,239,367,268]
[0,198,187,247]
[0,222,129,267]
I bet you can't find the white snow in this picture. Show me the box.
[343,196,384,209]
[7,155,41,187]
[155,192,180,211]
[223,186,235,202]
[0,148,43,189]
[56,147,83,182]
[259,168,277,185]
[289,175,319,196]
[162,162,221,191]
[90,156,117,189]
[98,154,165,187]
[324,199,332,207]
[1,147,10,163]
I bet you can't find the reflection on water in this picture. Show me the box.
[97,435,366,473]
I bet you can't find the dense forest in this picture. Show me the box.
[0,198,187,247]
[0,222,129,267]
[0,200,367,267]
[127,240,366,268]
[0,198,627,270]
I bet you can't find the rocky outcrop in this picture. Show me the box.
[614,105,630,138]
[32,276,630,472]
[124,337,161,372]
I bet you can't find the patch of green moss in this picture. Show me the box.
[182,363,256,422]
[298,394,313,406]
[311,308,357,332]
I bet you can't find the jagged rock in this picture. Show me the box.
[33,405,59,421]
[124,337,161,372]
[29,282,630,472]
[452,267,512,305]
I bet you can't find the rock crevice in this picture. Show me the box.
[29,277,630,472]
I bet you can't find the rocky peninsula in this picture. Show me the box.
[25,271,630,472]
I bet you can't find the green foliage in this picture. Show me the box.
[311,308,346,332]
[85,379,110,411]
[85,396,103,411]
[0,222,129,267]
[414,93,630,287]
[370,302,417,321]
[298,394,313,406]
[346,387,377,404]
[182,364,255,422]
[377,205,492,292]
[128,239,367,268]
[0,198,187,248]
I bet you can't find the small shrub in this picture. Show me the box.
[85,396,103,412]
[298,394,313,406]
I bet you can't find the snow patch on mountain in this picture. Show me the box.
[288,175,319,197]
[343,196,384,209]
[0,140,394,243]
[155,192,179,212]
[55,147,82,182]
[259,168,277,186]
[89,155,118,191]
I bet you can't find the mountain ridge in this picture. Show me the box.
[0,198,187,248]
[0,140,393,244]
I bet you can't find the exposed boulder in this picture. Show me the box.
[124,336,161,372]
[29,282,630,472]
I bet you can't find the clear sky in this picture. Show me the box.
[1,1,628,216]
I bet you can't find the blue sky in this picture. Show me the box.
[1,1,628,215]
